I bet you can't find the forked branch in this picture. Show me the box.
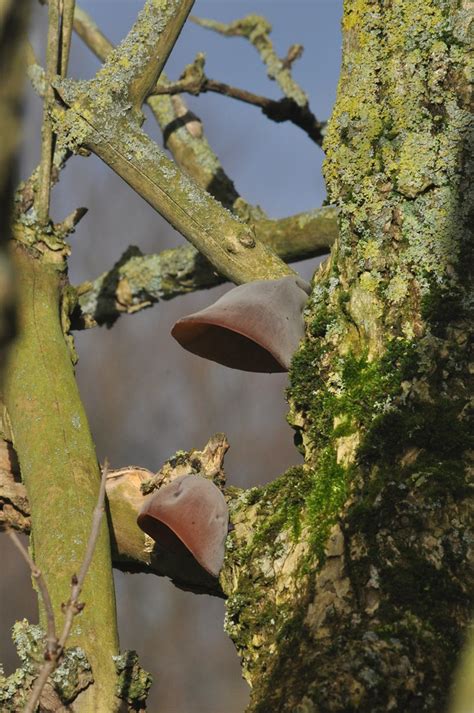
[151,53,325,145]
[74,206,337,328]
[52,0,294,285]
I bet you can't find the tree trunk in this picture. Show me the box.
[221,2,473,711]
[4,240,120,711]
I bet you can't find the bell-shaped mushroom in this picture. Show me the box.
[137,474,229,578]
[171,275,310,372]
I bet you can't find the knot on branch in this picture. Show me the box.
[178,51,207,95]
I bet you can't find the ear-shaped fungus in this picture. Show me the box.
[171,275,310,372]
[137,474,229,578]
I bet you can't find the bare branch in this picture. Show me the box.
[59,0,76,77]
[36,0,60,225]
[6,529,57,658]
[15,8,74,219]
[191,14,309,107]
[72,3,263,216]
[151,53,324,145]
[53,87,293,286]
[281,43,304,70]
[93,0,195,114]
[55,205,88,236]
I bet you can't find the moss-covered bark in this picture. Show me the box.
[221,2,473,711]
[4,238,120,711]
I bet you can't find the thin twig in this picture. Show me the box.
[62,458,109,636]
[55,206,88,237]
[59,0,76,77]
[6,529,57,658]
[15,150,69,217]
[36,0,60,226]
[22,461,109,713]
[191,14,309,107]
[152,75,325,145]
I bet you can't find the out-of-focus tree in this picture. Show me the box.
[0,1,472,711]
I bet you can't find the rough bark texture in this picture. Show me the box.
[220,2,473,711]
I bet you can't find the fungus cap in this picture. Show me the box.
[137,474,229,577]
[171,275,310,372]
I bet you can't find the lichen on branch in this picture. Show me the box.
[51,0,294,286]
[74,207,337,328]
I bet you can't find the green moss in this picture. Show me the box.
[289,334,419,452]
[308,306,333,339]
[114,651,152,710]
[237,466,311,557]
[305,448,348,557]
[360,395,472,465]
[225,0,472,704]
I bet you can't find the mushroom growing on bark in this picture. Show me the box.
[171,275,310,372]
[137,474,229,578]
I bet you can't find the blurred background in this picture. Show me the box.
[1,1,342,711]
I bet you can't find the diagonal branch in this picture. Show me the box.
[72,3,265,215]
[151,53,324,145]
[191,14,309,107]
[52,1,294,286]
[74,207,338,328]
[93,0,195,115]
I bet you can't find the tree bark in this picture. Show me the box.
[220,2,473,711]
[4,240,120,711]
